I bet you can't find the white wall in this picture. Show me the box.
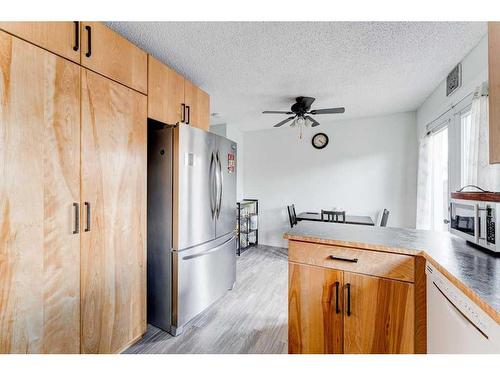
[243,112,418,247]
[417,35,488,138]
[226,126,245,201]
[210,123,245,201]
[416,34,500,192]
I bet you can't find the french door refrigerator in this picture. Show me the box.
[148,122,237,336]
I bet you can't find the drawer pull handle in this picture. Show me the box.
[73,202,79,234]
[346,283,351,316]
[84,202,91,232]
[73,21,79,51]
[335,281,340,314]
[329,255,358,263]
[85,25,92,57]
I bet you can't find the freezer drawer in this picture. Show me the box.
[172,234,237,333]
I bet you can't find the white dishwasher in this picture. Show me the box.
[426,262,500,353]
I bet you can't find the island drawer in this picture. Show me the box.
[288,240,415,282]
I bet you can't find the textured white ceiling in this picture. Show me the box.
[107,22,486,131]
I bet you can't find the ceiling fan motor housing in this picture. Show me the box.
[291,96,315,114]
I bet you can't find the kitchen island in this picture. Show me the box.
[284,222,500,354]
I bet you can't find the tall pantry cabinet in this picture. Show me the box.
[0,30,81,354]
[80,69,147,354]
[0,26,147,353]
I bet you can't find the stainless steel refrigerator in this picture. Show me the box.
[147,121,237,336]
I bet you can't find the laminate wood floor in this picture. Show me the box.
[125,245,288,354]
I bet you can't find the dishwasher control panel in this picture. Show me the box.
[426,262,500,352]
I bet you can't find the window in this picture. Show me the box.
[460,108,473,187]
[430,127,449,231]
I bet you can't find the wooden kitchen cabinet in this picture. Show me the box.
[184,79,211,131]
[0,31,81,353]
[289,263,343,354]
[343,272,414,354]
[148,55,211,130]
[80,22,147,94]
[0,21,81,63]
[288,240,422,354]
[80,69,147,354]
[148,55,185,124]
[489,22,500,163]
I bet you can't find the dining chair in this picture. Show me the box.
[321,210,346,223]
[379,209,390,227]
[287,205,298,228]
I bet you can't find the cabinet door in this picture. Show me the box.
[196,88,210,131]
[0,21,80,63]
[0,31,81,353]
[288,263,343,354]
[489,22,500,164]
[80,22,147,94]
[184,78,197,126]
[184,80,210,131]
[343,272,414,354]
[148,55,185,124]
[80,69,147,354]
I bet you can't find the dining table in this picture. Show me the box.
[296,212,375,226]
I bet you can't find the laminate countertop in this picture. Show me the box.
[284,222,500,324]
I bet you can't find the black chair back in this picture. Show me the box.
[287,205,298,228]
[380,209,390,227]
[321,210,346,223]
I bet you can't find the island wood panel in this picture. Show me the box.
[489,22,500,164]
[0,31,81,353]
[80,22,147,94]
[80,69,147,354]
[0,22,80,63]
[288,263,343,354]
[414,256,427,354]
[343,272,414,354]
[289,241,415,283]
[148,55,185,124]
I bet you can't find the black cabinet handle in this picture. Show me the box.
[346,283,351,316]
[73,202,79,234]
[181,103,186,123]
[329,255,358,263]
[84,202,91,232]
[335,281,340,314]
[85,25,92,57]
[186,105,191,125]
[73,21,79,51]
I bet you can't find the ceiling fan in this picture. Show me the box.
[263,96,345,128]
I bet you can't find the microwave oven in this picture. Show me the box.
[449,197,500,253]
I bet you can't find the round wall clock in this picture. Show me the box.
[312,133,329,149]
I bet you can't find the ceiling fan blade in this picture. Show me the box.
[305,116,320,127]
[309,107,345,115]
[263,110,293,114]
[297,96,316,110]
[273,116,296,128]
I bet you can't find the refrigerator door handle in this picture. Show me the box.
[215,151,223,219]
[209,151,216,218]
